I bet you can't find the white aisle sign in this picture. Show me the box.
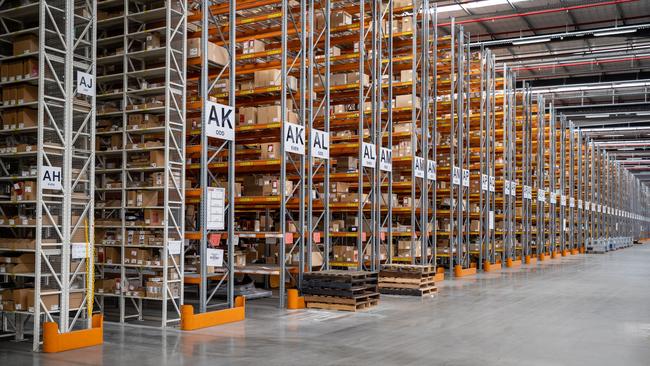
[41,166,62,190]
[414,157,425,178]
[481,174,488,191]
[205,101,235,141]
[489,176,496,192]
[560,195,566,207]
[549,191,556,204]
[206,248,224,267]
[71,243,87,259]
[310,128,329,159]
[504,180,510,195]
[510,181,517,197]
[462,169,470,187]
[452,166,461,185]
[168,240,182,255]
[207,187,225,230]
[427,160,436,181]
[570,197,575,208]
[379,147,392,172]
[538,189,545,202]
[77,71,95,96]
[361,142,376,168]
[523,185,532,200]
[284,122,305,155]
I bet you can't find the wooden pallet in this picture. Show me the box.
[303,292,379,305]
[380,264,435,275]
[306,298,379,312]
[378,276,435,285]
[379,287,437,296]
[378,281,434,290]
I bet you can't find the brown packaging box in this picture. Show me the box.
[148,150,165,167]
[145,33,161,50]
[260,142,280,159]
[137,191,159,207]
[253,69,281,88]
[257,105,282,124]
[13,35,38,55]
[12,288,31,311]
[144,209,164,226]
[238,106,257,125]
[2,86,16,104]
[23,59,38,79]
[332,11,352,27]
[16,85,38,104]
[0,63,8,82]
[187,38,229,66]
[10,61,22,80]
[396,94,421,108]
[337,157,358,171]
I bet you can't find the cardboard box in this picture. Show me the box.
[242,39,265,54]
[337,157,358,171]
[332,11,352,27]
[145,33,161,50]
[187,37,228,66]
[347,72,370,85]
[400,69,414,83]
[0,63,8,82]
[15,108,37,128]
[2,86,16,105]
[238,106,257,125]
[16,85,38,104]
[10,61,22,80]
[13,35,38,55]
[398,240,422,257]
[396,94,420,108]
[137,191,159,207]
[257,105,282,124]
[260,142,280,159]
[149,150,165,167]
[23,58,38,79]
[253,69,281,88]
[331,73,348,86]
[144,209,164,226]
[12,288,31,311]
[103,247,121,264]
[333,246,357,262]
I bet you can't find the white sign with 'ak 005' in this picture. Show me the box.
[205,101,235,141]
[284,122,305,155]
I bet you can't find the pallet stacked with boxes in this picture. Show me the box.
[94,0,185,325]
[0,0,96,350]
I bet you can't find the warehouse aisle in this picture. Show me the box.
[3,246,650,366]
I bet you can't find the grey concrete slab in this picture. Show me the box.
[2,245,650,365]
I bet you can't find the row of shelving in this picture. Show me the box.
[2,1,650,347]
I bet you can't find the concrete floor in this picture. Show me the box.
[2,245,650,366]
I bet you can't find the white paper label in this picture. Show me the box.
[414,156,425,178]
[538,189,545,202]
[284,122,305,155]
[206,248,224,267]
[168,240,181,255]
[489,211,494,230]
[71,243,87,259]
[510,181,517,197]
[462,169,470,187]
[205,101,235,141]
[569,197,575,208]
[379,147,392,172]
[41,166,62,190]
[523,185,532,200]
[452,166,461,185]
[481,174,488,191]
[427,160,436,181]
[560,195,566,207]
[549,192,556,204]
[207,187,225,230]
[489,176,495,192]
[504,180,511,195]
[77,71,95,96]
[578,199,583,209]
[361,142,376,168]
[310,128,329,159]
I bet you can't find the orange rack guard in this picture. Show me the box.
[287,289,305,310]
[561,249,570,256]
[454,265,477,278]
[434,267,445,282]
[506,258,522,268]
[483,261,502,272]
[181,296,245,331]
[571,248,579,255]
[538,253,551,261]
[43,314,103,353]
[524,255,537,265]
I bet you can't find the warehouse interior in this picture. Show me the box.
[1,0,650,364]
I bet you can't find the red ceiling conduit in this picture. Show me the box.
[438,0,639,27]
[511,55,650,71]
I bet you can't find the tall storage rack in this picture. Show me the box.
[519,86,535,263]
[0,0,96,350]
[94,0,186,325]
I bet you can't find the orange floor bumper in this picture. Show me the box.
[506,258,522,268]
[483,261,502,272]
[287,289,305,310]
[579,247,586,253]
[43,314,103,353]
[454,265,477,278]
[539,253,551,261]
[525,255,537,265]
[562,249,570,256]
[180,296,245,331]
[571,249,579,255]
[434,267,445,282]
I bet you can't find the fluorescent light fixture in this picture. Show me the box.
[585,113,610,118]
[594,29,637,37]
[603,134,625,138]
[636,112,650,116]
[437,0,530,13]
[512,37,551,45]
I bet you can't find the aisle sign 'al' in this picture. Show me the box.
[379,147,392,172]
[362,142,376,168]
[77,71,95,96]
[427,160,436,181]
[310,128,329,159]
[284,122,305,155]
[41,166,62,190]
[205,101,235,141]
[414,157,425,178]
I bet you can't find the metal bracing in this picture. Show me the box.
[307,0,331,272]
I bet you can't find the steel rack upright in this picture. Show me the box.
[94,0,186,326]
[0,0,96,349]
